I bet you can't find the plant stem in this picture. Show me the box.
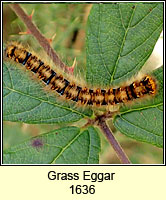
[9,4,69,72]
[98,118,131,164]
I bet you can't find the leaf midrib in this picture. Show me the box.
[110,4,136,83]
[51,129,85,163]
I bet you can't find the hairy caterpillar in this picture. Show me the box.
[5,42,157,107]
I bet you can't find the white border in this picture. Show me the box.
[1,0,165,166]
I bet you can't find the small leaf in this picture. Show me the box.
[3,61,92,124]
[86,3,163,86]
[113,67,163,147]
[3,126,100,164]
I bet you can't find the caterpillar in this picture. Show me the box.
[5,42,157,107]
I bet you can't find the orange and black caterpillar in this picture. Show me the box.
[5,42,157,107]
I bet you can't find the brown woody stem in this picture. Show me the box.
[9,4,69,72]
[98,118,131,164]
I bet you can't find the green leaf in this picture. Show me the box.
[3,61,92,124]
[113,67,163,147]
[3,126,100,164]
[86,3,163,86]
